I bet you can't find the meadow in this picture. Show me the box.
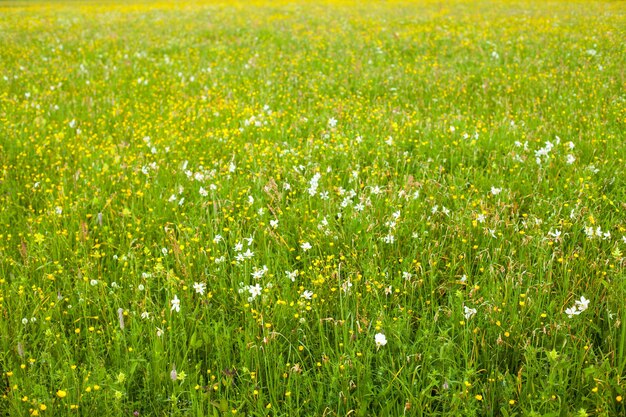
[0,0,625,415]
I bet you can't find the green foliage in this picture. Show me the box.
[0,0,625,416]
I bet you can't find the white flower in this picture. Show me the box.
[270,219,279,229]
[301,242,312,251]
[463,305,477,319]
[193,282,206,295]
[565,306,579,318]
[301,290,313,300]
[248,284,262,300]
[251,266,268,280]
[575,296,589,312]
[565,295,590,318]
[90,279,98,286]
[199,187,208,197]
[171,295,180,312]
[548,230,562,240]
[375,333,387,347]
[213,234,223,244]
[141,311,150,319]
[490,186,502,195]
[285,270,298,282]
[328,117,337,128]
[566,154,576,165]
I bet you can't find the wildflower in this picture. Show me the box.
[575,296,589,312]
[193,282,206,295]
[565,306,579,318]
[464,306,477,319]
[301,242,312,251]
[285,270,298,282]
[382,234,395,244]
[328,117,337,128]
[301,290,313,300]
[248,284,262,301]
[56,390,67,398]
[307,173,321,196]
[375,333,387,347]
[251,266,268,280]
[171,295,180,312]
[565,296,589,318]
[548,229,562,240]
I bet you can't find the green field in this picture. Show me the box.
[1,0,625,415]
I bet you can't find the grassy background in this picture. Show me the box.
[0,0,625,415]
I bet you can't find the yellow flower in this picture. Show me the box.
[56,390,67,398]
[475,394,483,401]
[39,404,47,411]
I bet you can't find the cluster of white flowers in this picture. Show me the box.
[239,283,263,302]
[307,172,322,196]
[584,226,610,240]
[534,140,554,165]
[565,296,589,318]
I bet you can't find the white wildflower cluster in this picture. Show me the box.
[584,226,610,240]
[233,237,255,263]
[239,283,263,302]
[565,296,589,318]
[307,172,322,196]
[535,140,554,165]
[382,210,400,244]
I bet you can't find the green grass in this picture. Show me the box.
[0,0,625,415]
